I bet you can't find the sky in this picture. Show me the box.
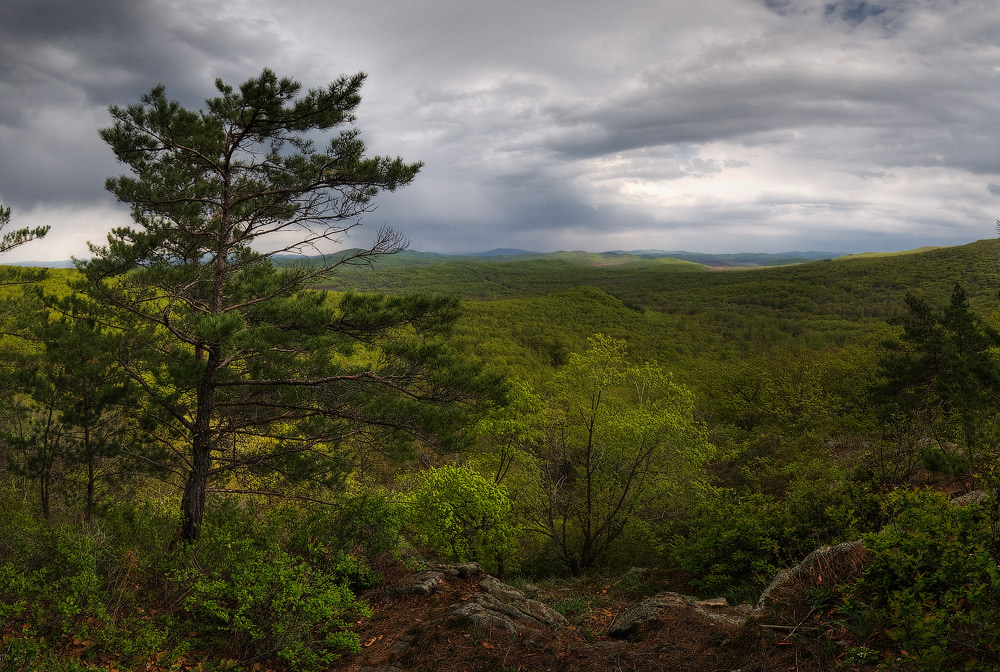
[3,0,1000,262]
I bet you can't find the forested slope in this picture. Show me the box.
[8,239,1000,671]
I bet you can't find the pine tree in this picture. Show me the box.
[83,69,497,542]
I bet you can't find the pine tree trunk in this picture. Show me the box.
[178,435,211,543]
[176,355,217,544]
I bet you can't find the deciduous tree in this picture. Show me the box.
[532,334,711,575]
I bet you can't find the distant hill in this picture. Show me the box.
[466,248,533,257]
[836,247,941,260]
[0,260,77,268]
[9,246,932,271]
[458,249,848,267]
[276,247,849,270]
[609,250,847,267]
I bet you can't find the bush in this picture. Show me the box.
[324,484,406,559]
[404,465,520,574]
[168,502,372,671]
[0,487,376,670]
[841,490,1000,671]
[672,491,786,598]
[0,496,179,668]
[0,517,107,639]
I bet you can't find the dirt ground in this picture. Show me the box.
[338,560,854,672]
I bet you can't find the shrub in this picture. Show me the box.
[672,491,786,598]
[169,505,371,671]
[404,464,520,574]
[0,519,106,638]
[841,490,1000,671]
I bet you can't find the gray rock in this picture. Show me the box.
[410,571,446,595]
[607,591,749,639]
[448,576,568,635]
[754,539,868,622]
[951,490,988,507]
[606,593,691,639]
[428,562,484,578]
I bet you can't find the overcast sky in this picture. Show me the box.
[2,0,1000,261]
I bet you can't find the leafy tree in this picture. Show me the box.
[404,465,520,574]
[82,68,494,543]
[530,334,711,575]
[472,378,545,485]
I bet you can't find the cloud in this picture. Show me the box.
[2,0,1000,259]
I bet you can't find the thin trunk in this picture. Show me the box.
[177,437,210,543]
[40,471,50,519]
[84,425,95,522]
[176,349,219,544]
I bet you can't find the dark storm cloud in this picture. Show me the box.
[825,1,887,25]
[0,0,286,209]
[3,0,1000,259]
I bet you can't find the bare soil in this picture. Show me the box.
[338,559,851,672]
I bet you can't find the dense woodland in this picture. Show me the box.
[6,70,1000,671]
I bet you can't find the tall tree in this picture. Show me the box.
[83,69,492,542]
[876,284,1000,487]
[531,335,711,575]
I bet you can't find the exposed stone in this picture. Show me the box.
[448,576,568,635]
[951,490,988,507]
[409,562,486,595]
[428,562,484,578]
[754,539,870,623]
[606,593,692,639]
[409,571,446,596]
[606,591,752,640]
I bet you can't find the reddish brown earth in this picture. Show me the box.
[338,559,864,672]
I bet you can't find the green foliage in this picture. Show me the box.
[0,292,134,520]
[404,465,521,574]
[471,378,545,485]
[841,490,1000,671]
[673,491,785,597]
[875,283,1000,486]
[0,486,376,671]
[325,483,407,558]
[79,67,510,543]
[524,334,712,575]
[171,519,369,670]
[0,203,48,256]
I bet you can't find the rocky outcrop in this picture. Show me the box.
[405,563,568,636]
[606,593,749,640]
[409,562,484,595]
[754,540,870,624]
[448,574,568,635]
